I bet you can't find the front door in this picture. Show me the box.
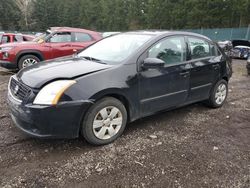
[187,37,221,101]
[139,36,190,116]
[46,32,74,59]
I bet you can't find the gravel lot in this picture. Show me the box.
[0,60,249,188]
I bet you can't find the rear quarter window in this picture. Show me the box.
[1,35,11,44]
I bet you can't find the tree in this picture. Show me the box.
[1,0,250,31]
[0,0,21,30]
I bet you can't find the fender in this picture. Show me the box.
[15,49,45,64]
[90,88,140,122]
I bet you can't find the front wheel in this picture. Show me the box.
[81,97,127,145]
[206,80,228,108]
[18,55,40,70]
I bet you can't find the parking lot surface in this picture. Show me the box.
[0,60,249,188]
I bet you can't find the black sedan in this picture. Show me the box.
[8,31,232,145]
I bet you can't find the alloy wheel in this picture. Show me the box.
[22,58,38,68]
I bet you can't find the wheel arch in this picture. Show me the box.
[222,76,229,82]
[90,89,136,123]
[15,50,45,65]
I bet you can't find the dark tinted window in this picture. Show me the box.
[148,36,186,64]
[188,37,212,59]
[23,36,29,41]
[49,32,71,43]
[74,32,92,42]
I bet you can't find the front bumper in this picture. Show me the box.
[0,60,17,69]
[8,91,93,139]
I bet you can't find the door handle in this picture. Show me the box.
[62,44,71,47]
[179,71,189,77]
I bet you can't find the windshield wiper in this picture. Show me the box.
[80,56,107,64]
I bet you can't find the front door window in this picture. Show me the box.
[49,32,71,43]
[148,36,186,64]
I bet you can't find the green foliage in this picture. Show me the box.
[0,0,21,30]
[0,0,249,31]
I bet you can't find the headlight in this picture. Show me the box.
[33,80,76,105]
[0,47,14,51]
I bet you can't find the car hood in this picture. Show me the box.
[17,57,113,89]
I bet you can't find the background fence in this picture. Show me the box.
[183,27,250,41]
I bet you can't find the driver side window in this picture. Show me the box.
[188,37,212,59]
[49,32,71,43]
[148,36,186,64]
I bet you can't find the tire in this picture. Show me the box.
[18,55,40,70]
[81,97,127,145]
[206,80,228,108]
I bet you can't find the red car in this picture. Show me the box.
[0,33,34,45]
[0,27,102,70]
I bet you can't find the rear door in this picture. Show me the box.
[187,36,220,102]
[46,32,74,58]
[71,32,96,52]
[139,36,190,116]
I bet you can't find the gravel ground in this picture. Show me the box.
[0,60,249,188]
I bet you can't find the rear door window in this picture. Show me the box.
[74,32,92,42]
[188,37,213,59]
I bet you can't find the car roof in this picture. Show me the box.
[3,33,25,36]
[2,33,34,37]
[3,33,15,36]
[124,30,212,41]
[50,27,100,35]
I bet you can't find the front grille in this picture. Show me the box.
[9,77,31,101]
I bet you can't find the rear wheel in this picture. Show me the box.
[81,97,127,145]
[206,80,228,108]
[18,55,40,70]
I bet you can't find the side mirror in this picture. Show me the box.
[142,58,165,69]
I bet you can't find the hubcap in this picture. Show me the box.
[93,106,123,140]
[22,58,38,68]
[215,83,227,105]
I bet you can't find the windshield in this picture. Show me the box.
[33,31,51,42]
[78,34,153,64]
